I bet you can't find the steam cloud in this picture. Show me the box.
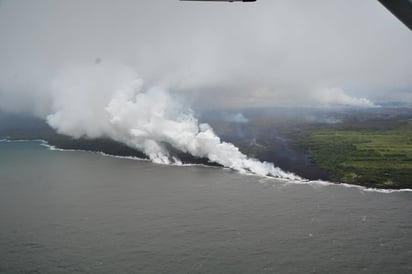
[313,88,379,108]
[46,64,299,180]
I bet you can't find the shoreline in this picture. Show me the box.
[2,138,412,193]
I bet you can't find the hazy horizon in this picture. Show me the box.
[0,0,411,117]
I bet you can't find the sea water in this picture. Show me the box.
[0,141,411,273]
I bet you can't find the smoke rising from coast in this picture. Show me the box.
[46,64,299,179]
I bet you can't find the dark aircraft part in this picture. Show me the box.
[180,0,256,2]
[181,0,411,31]
[378,0,412,30]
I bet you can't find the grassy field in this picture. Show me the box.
[299,121,412,188]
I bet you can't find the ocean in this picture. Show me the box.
[0,140,411,273]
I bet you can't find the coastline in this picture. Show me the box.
[2,137,412,193]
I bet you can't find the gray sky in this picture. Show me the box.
[0,0,411,114]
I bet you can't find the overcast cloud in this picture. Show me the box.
[0,0,411,115]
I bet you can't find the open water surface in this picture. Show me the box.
[0,141,411,273]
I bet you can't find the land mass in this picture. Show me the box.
[297,118,412,189]
[1,107,412,189]
[203,107,412,189]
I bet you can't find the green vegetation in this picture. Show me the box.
[299,124,412,188]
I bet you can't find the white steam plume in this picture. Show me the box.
[313,87,379,107]
[47,64,299,180]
